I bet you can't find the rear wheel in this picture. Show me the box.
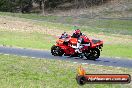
[51,45,64,56]
[85,48,100,60]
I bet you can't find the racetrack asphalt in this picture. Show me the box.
[0,46,132,68]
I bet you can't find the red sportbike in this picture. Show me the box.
[51,34,103,60]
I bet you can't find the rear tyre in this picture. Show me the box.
[85,48,100,60]
[51,45,64,56]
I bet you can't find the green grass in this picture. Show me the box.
[102,44,132,58]
[0,12,132,35]
[0,30,55,50]
[80,19,132,35]
[0,54,131,88]
[0,12,60,23]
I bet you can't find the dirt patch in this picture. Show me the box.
[0,16,64,37]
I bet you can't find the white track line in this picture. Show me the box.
[90,64,96,66]
[116,57,121,59]
[73,62,78,64]
[21,56,28,58]
[98,65,103,67]
[31,57,36,59]
[81,63,88,65]
[3,54,10,56]
[109,66,114,68]
[116,67,121,69]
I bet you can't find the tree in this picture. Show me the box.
[34,0,42,10]
[0,0,12,12]
[19,0,33,13]
[34,0,47,14]
[0,0,33,13]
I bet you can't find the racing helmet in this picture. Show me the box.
[74,29,81,35]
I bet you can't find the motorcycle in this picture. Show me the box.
[51,33,103,60]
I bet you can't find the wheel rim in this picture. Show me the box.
[52,47,59,55]
[52,46,63,56]
[85,52,90,57]
[90,50,98,59]
[93,50,98,57]
[85,49,99,60]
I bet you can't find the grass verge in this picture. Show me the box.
[0,54,131,88]
[0,30,55,50]
[102,44,132,59]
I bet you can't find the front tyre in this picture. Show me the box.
[85,48,100,60]
[51,45,64,56]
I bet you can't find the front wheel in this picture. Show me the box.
[51,45,64,56]
[85,48,100,60]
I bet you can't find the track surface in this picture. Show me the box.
[0,46,132,68]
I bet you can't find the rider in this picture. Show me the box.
[71,29,83,53]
